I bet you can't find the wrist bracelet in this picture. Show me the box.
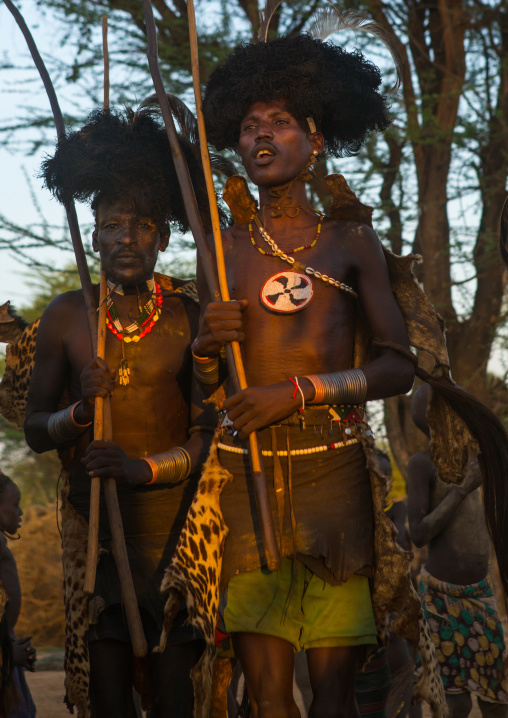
[288,376,305,413]
[47,401,92,444]
[192,350,216,364]
[306,369,367,405]
[142,447,191,485]
[192,351,219,385]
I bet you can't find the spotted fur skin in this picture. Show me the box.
[160,432,232,718]
[0,318,39,430]
[60,463,90,717]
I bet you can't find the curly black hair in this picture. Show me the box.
[203,34,391,157]
[41,106,220,234]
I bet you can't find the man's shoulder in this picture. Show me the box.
[42,288,85,316]
[35,289,87,344]
[323,217,379,244]
[223,223,248,241]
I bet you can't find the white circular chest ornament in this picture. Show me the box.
[260,271,314,313]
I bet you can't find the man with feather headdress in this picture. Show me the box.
[22,101,223,717]
[190,28,417,718]
[161,9,508,718]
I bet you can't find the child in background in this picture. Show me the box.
[0,470,36,718]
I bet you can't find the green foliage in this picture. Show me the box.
[20,263,100,323]
[0,416,61,507]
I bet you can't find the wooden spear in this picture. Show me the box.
[5,1,146,656]
[141,0,281,570]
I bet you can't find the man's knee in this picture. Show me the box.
[309,687,359,718]
[252,696,300,718]
[446,692,473,718]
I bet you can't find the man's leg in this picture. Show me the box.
[148,638,205,718]
[478,697,508,717]
[233,633,300,718]
[306,645,363,718]
[446,692,472,717]
[89,638,137,718]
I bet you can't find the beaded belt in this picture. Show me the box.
[217,436,359,457]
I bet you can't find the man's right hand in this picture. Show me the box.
[192,300,248,358]
[75,357,116,424]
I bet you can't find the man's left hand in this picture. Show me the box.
[224,382,304,439]
[82,440,152,486]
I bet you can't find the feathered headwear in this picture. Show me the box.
[203,3,402,157]
[41,94,235,233]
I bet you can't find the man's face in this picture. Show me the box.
[0,482,22,536]
[92,201,169,287]
[238,101,324,188]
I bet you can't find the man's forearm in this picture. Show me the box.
[141,427,214,485]
[25,403,91,454]
[410,486,467,547]
[299,353,414,407]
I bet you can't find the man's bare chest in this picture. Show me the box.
[226,231,356,299]
[65,299,194,392]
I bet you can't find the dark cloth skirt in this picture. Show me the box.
[217,407,374,587]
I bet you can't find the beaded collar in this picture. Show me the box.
[105,278,163,386]
[249,214,358,299]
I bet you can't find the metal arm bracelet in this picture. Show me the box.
[305,369,367,405]
[142,447,191,485]
[47,401,92,444]
[192,350,219,385]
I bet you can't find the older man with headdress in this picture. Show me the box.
[23,100,225,718]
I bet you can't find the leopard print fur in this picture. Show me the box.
[60,463,90,717]
[414,608,448,717]
[0,318,39,430]
[160,431,232,718]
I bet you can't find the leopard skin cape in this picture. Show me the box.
[0,275,198,717]
[159,175,468,718]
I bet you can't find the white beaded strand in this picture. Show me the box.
[255,219,358,299]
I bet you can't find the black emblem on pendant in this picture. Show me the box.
[260,271,314,313]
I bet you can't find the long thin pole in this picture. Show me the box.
[5,0,147,656]
[185,0,281,570]
[82,15,146,657]
[3,0,96,350]
[140,0,280,570]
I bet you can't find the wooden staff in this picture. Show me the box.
[84,18,111,595]
[141,0,280,570]
[4,0,146,656]
[83,15,147,658]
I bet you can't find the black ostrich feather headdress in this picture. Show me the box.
[41,94,235,233]
[203,2,402,157]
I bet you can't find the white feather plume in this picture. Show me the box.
[258,0,285,42]
[304,5,402,91]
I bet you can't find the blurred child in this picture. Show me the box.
[0,470,36,717]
